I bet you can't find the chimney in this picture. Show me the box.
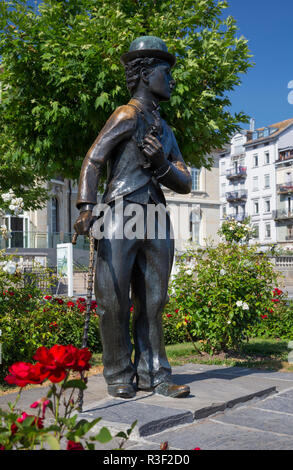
[250,118,255,132]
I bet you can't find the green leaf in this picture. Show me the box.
[93,426,112,443]
[45,435,61,450]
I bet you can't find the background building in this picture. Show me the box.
[219,118,293,250]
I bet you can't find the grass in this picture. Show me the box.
[1,337,292,395]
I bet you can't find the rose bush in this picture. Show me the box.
[0,344,135,450]
[166,242,285,353]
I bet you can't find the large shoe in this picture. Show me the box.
[154,381,190,398]
[108,384,136,399]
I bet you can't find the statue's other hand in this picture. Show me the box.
[74,210,93,236]
[142,133,166,169]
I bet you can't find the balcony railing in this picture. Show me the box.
[226,166,247,180]
[277,183,293,194]
[226,190,248,202]
[226,213,248,222]
[0,232,90,250]
[286,235,293,241]
[273,210,293,221]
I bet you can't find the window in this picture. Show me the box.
[222,205,227,218]
[190,209,201,244]
[264,174,270,189]
[51,197,59,233]
[191,168,200,191]
[253,154,258,167]
[221,183,226,197]
[265,223,271,238]
[220,161,225,175]
[254,201,259,214]
[253,176,259,191]
[252,224,259,239]
[265,152,270,164]
[265,200,271,213]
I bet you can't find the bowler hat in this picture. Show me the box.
[120,36,176,67]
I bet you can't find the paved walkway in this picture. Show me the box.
[1,364,293,450]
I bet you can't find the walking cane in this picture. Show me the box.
[72,228,96,412]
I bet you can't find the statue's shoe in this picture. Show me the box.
[154,381,190,398]
[108,384,136,399]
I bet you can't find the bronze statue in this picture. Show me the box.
[74,36,192,399]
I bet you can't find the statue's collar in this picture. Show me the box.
[129,97,160,114]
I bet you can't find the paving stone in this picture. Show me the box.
[135,421,293,450]
[213,406,293,435]
[80,399,193,437]
[277,389,293,400]
[253,396,293,414]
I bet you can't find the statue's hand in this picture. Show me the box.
[74,210,93,236]
[142,132,166,169]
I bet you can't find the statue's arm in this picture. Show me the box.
[76,106,137,209]
[153,130,192,194]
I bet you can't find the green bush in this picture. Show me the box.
[169,242,284,353]
[0,251,102,382]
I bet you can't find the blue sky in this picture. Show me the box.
[226,0,293,130]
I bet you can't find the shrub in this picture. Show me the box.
[169,242,284,353]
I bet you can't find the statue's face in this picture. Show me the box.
[147,62,175,101]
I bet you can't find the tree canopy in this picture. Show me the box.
[0,0,253,191]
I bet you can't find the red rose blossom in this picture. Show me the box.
[44,295,52,300]
[67,301,75,308]
[0,445,5,450]
[166,314,172,318]
[66,440,84,450]
[5,362,49,387]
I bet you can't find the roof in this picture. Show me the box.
[245,118,293,146]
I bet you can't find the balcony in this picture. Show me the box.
[276,148,293,163]
[277,183,293,194]
[226,190,248,203]
[226,166,247,180]
[273,210,293,221]
[226,213,248,222]
[286,235,293,241]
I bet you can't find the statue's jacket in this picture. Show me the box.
[76,98,192,209]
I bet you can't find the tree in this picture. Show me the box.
[0,0,253,183]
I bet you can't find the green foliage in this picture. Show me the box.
[219,217,254,243]
[0,251,102,382]
[0,0,253,181]
[249,293,293,340]
[168,243,283,353]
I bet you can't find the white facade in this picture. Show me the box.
[219,118,293,249]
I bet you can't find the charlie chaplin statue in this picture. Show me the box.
[74,36,192,399]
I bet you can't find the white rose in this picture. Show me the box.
[220,269,226,275]
[242,303,249,310]
[3,261,17,275]
[236,300,243,307]
[227,320,231,324]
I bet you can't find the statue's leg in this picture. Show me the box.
[95,234,139,388]
[131,211,174,390]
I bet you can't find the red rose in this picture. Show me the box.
[261,315,268,319]
[166,314,172,318]
[91,301,97,309]
[8,291,14,296]
[66,440,84,450]
[5,362,49,387]
[17,412,44,429]
[78,305,86,313]
[175,309,179,313]
[77,297,86,303]
[130,305,134,312]
[67,301,75,308]
[271,298,280,303]
[193,447,201,450]
[49,322,58,328]
[44,295,52,300]
[0,445,5,450]
[33,344,92,380]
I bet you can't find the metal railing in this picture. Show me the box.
[226,213,248,222]
[226,166,247,179]
[273,210,293,220]
[277,183,293,194]
[226,190,248,202]
[0,231,90,250]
